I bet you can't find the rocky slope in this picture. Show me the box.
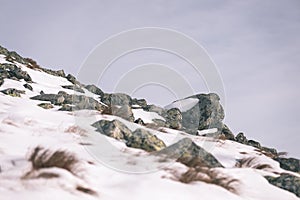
[0,45,299,200]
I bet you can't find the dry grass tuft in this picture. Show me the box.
[27,146,79,176]
[178,167,239,193]
[76,185,97,196]
[235,157,272,170]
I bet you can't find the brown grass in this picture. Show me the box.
[178,167,239,193]
[27,146,79,176]
[235,157,272,170]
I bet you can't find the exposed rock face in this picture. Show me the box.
[274,157,300,173]
[265,174,300,197]
[165,108,182,130]
[144,104,166,116]
[92,120,132,140]
[1,88,25,97]
[66,74,80,85]
[102,93,132,106]
[247,140,261,148]
[126,128,166,152]
[84,84,104,97]
[156,138,223,168]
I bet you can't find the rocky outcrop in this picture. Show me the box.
[30,92,106,112]
[156,138,223,168]
[265,174,300,197]
[274,157,300,173]
[101,93,132,106]
[61,85,85,93]
[92,119,132,140]
[112,105,135,122]
[0,63,32,82]
[1,88,25,97]
[126,128,166,152]
[23,83,33,91]
[132,98,147,108]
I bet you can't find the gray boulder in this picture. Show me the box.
[265,174,300,197]
[132,98,147,108]
[180,93,225,132]
[38,103,54,109]
[156,138,223,168]
[84,84,104,97]
[165,108,182,130]
[0,63,32,82]
[92,119,132,140]
[101,93,132,106]
[1,88,25,97]
[126,128,166,152]
[144,104,166,116]
[274,157,300,173]
[66,74,80,85]
[112,105,135,122]
[235,132,248,144]
[0,79,3,86]
[247,140,261,149]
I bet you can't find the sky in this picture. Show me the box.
[0,0,299,157]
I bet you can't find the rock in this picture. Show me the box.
[42,69,65,77]
[59,104,74,111]
[40,90,45,95]
[1,88,25,97]
[235,132,248,144]
[64,94,105,111]
[261,146,278,156]
[31,94,64,105]
[62,85,85,93]
[274,157,300,173]
[0,79,3,86]
[0,63,32,82]
[156,138,223,168]
[66,74,79,85]
[265,174,300,197]
[101,93,132,106]
[144,104,165,116]
[132,98,147,108]
[134,118,145,125]
[221,124,235,140]
[84,85,104,97]
[112,105,134,122]
[23,83,33,91]
[126,128,166,152]
[165,108,182,130]
[92,120,132,140]
[181,93,225,132]
[38,103,54,109]
[247,140,261,149]
[152,119,166,127]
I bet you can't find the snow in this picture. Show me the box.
[132,108,165,123]
[165,97,199,112]
[0,58,299,200]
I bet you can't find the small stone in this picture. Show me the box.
[38,103,54,109]
[23,83,33,91]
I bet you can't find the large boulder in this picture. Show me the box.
[144,104,166,116]
[112,105,135,122]
[173,93,225,133]
[265,174,300,198]
[274,157,300,173]
[165,108,182,130]
[31,94,65,105]
[92,119,132,140]
[0,63,32,82]
[61,85,85,93]
[235,132,248,144]
[156,138,223,168]
[126,128,166,152]
[132,98,147,108]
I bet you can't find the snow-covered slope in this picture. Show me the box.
[0,48,299,200]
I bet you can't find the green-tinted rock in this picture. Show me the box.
[274,157,300,173]
[126,128,166,152]
[92,119,132,140]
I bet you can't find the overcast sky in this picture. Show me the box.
[1,0,299,157]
